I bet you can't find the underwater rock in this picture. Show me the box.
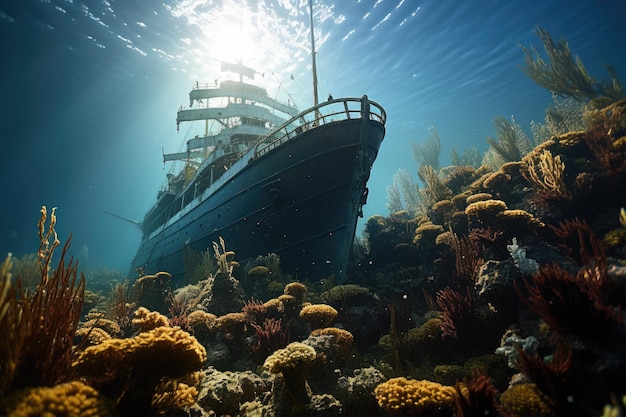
[195,367,268,416]
[336,367,387,417]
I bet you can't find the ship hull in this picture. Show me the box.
[130,114,385,283]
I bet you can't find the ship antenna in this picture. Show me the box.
[308,0,319,107]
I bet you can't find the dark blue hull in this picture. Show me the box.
[130,102,385,283]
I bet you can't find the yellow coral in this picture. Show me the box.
[482,171,512,193]
[263,342,317,374]
[284,282,307,304]
[0,381,118,417]
[413,222,445,245]
[500,383,557,417]
[132,306,169,332]
[263,298,283,314]
[465,192,493,204]
[495,209,545,231]
[71,321,206,415]
[465,199,508,217]
[299,304,338,329]
[522,149,570,199]
[75,326,112,346]
[374,377,457,416]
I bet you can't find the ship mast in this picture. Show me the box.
[308,0,319,106]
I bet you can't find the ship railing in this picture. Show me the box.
[253,96,386,159]
[190,81,294,111]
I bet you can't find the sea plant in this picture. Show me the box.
[519,27,625,101]
[0,207,85,395]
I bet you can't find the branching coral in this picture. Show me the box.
[250,318,289,359]
[486,116,529,163]
[418,164,452,208]
[374,377,457,417]
[387,167,426,216]
[436,286,475,340]
[513,343,572,412]
[455,373,509,417]
[522,149,571,202]
[412,128,442,171]
[519,27,625,101]
[0,206,85,395]
[514,263,619,339]
[583,99,626,174]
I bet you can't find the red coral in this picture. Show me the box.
[436,286,475,339]
[513,342,571,415]
[250,318,289,359]
[455,373,511,417]
[242,298,269,325]
[515,264,619,339]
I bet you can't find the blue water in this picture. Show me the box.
[1,0,625,273]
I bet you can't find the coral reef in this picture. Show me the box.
[71,308,206,416]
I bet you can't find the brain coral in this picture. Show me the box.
[0,381,118,417]
[374,377,457,416]
[299,304,338,329]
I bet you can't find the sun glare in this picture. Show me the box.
[170,1,304,76]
